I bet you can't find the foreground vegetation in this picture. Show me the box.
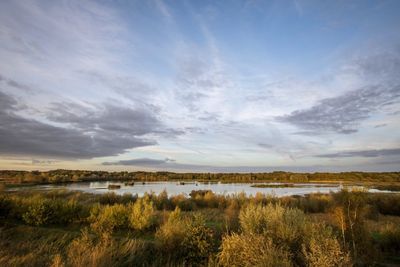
[1,186,400,266]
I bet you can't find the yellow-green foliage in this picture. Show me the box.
[239,203,307,244]
[89,204,128,233]
[239,203,274,234]
[302,223,352,267]
[224,200,240,232]
[67,230,113,267]
[156,207,187,253]
[181,215,214,264]
[22,197,52,226]
[156,208,214,264]
[128,196,156,231]
[218,233,292,267]
[65,229,153,267]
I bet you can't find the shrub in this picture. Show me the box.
[22,197,52,226]
[218,233,292,267]
[0,195,12,218]
[224,200,240,232]
[332,189,373,264]
[154,190,173,210]
[239,202,305,237]
[89,204,128,233]
[302,223,352,267]
[67,229,155,267]
[155,207,187,255]
[51,199,83,224]
[374,223,400,255]
[277,207,307,245]
[239,202,309,264]
[181,215,214,265]
[128,196,156,231]
[156,208,214,265]
[67,229,113,267]
[239,203,273,234]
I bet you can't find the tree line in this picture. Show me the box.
[1,169,400,185]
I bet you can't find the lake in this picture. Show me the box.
[9,181,394,197]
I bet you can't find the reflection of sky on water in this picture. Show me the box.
[11,181,395,197]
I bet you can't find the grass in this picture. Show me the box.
[1,188,400,266]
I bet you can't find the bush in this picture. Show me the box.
[302,223,351,267]
[89,204,128,233]
[154,190,173,210]
[238,202,305,239]
[22,197,52,226]
[181,215,214,265]
[224,200,240,232]
[128,196,156,231]
[239,203,276,234]
[218,233,292,267]
[374,223,400,255]
[0,195,12,218]
[67,230,113,267]
[51,199,83,224]
[156,208,214,265]
[66,229,155,267]
[156,207,186,255]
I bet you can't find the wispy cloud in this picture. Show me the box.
[103,157,175,166]
[315,148,400,158]
[278,85,400,134]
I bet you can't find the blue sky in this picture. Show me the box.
[0,0,399,172]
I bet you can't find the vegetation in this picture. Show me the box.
[0,188,400,266]
[1,169,400,185]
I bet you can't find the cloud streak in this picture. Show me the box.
[102,157,175,166]
[315,148,400,158]
[279,85,400,134]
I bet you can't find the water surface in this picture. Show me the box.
[9,181,394,197]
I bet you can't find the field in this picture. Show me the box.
[1,177,400,266]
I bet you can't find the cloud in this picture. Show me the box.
[47,101,165,136]
[0,91,170,159]
[278,85,400,134]
[278,46,400,135]
[374,123,387,128]
[315,148,400,158]
[101,157,400,172]
[102,157,175,166]
[0,74,31,91]
[32,159,58,165]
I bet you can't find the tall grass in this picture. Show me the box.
[1,189,400,266]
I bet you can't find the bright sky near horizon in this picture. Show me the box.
[0,0,399,172]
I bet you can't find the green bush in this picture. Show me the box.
[239,203,276,234]
[218,233,292,267]
[156,208,214,265]
[89,204,128,233]
[156,207,187,255]
[302,223,351,267]
[22,197,52,226]
[224,200,240,232]
[128,196,156,231]
[181,215,214,265]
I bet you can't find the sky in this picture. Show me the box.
[0,0,399,172]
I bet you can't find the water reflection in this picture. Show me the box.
[13,181,392,197]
